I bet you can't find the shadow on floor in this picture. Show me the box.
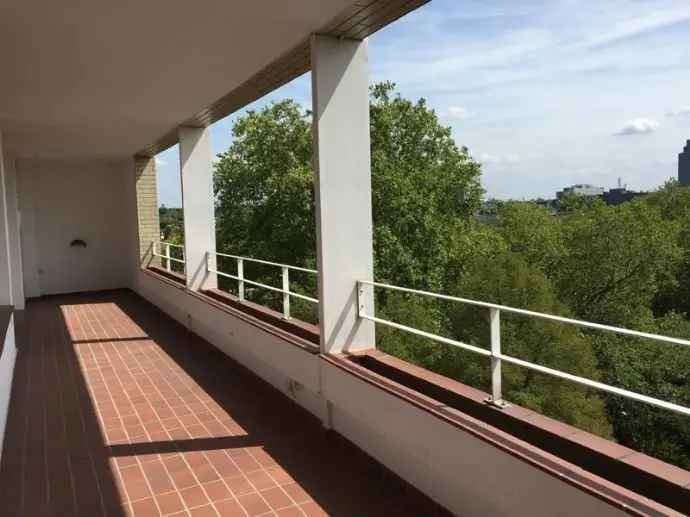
[0,289,448,516]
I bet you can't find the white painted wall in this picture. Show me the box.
[134,270,325,418]
[321,361,637,517]
[0,315,17,462]
[17,159,135,296]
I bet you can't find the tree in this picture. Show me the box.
[556,192,603,213]
[646,180,690,317]
[158,206,185,272]
[159,206,184,243]
[214,82,484,296]
[445,253,612,436]
[376,292,445,367]
[556,200,681,328]
[551,193,688,466]
[214,100,315,268]
[369,82,483,291]
[595,313,690,468]
[211,82,690,469]
[495,202,564,274]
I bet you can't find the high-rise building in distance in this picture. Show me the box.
[680,140,690,186]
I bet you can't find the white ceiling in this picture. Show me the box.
[0,0,355,159]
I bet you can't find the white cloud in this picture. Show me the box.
[478,152,521,165]
[613,118,659,136]
[667,106,690,117]
[585,5,690,49]
[155,156,167,167]
[445,106,471,119]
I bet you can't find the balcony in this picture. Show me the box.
[0,1,689,516]
[0,291,438,517]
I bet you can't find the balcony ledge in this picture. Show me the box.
[202,288,319,347]
[326,351,689,516]
[139,266,688,515]
[141,266,319,354]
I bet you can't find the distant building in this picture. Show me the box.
[554,180,645,207]
[602,187,645,206]
[556,184,605,200]
[680,140,690,187]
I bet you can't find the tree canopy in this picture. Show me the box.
[210,83,690,470]
[214,82,484,291]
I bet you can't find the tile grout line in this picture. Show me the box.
[103,301,276,517]
[61,302,110,517]
[96,301,234,517]
[91,302,199,517]
[80,301,166,517]
[118,302,312,516]
[92,301,222,517]
[141,323,309,516]
[71,301,132,517]
[74,301,138,517]
[47,304,79,515]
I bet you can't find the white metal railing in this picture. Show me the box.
[206,252,318,319]
[152,241,185,272]
[357,280,690,416]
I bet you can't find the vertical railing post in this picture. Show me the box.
[488,308,507,408]
[165,243,171,272]
[237,258,245,301]
[282,266,290,319]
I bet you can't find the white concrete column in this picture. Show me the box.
[0,131,14,306]
[178,126,217,291]
[311,35,375,354]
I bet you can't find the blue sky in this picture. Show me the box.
[156,0,690,206]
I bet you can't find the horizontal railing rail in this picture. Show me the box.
[357,280,690,416]
[152,241,185,272]
[206,252,318,319]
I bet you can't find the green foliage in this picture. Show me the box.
[478,198,505,216]
[446,253,612,436]
[211,84,690,470]
[647,180,690,316]
[495,202,564,273]
[214,100,315,267]
[556,200,681,327]
[158,206,185,273]
[594,313,690,468]
[556,192,604,213]
[213,82,484,295]
[377,293,445,366]
[159,206,184,243]
[369,82,483,291]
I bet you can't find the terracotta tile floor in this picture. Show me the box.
[0,290,440,517]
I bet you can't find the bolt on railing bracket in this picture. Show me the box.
[357,282,366,317]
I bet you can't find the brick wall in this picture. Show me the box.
[134,156,160,265]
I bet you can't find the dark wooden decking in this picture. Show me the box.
[0,290,436,517]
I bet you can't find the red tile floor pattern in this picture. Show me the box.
[0,291,444,517]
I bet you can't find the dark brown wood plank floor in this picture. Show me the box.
[0,290,443,517]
